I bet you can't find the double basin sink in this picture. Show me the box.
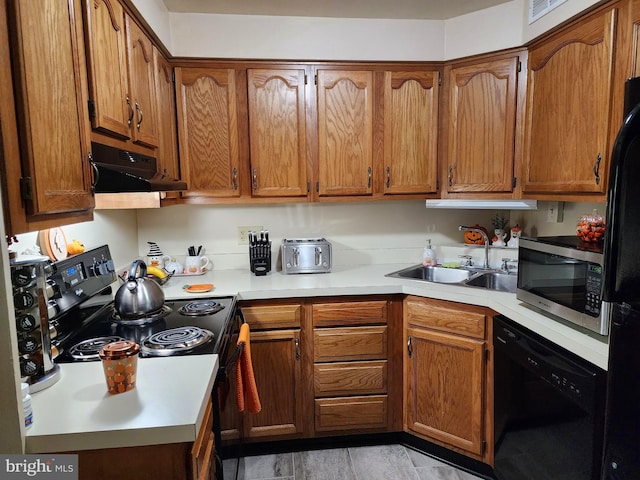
[386,264,517,293]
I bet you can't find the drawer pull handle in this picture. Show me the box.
[407,336,413,358]
[295,337,300,360]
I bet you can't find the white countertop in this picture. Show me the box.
[26,355,218,453]
[26,262,609,453]
[166,263,609,370]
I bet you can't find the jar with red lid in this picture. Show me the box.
[99,340,140,394]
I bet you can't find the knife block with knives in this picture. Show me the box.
[249,230,271,276]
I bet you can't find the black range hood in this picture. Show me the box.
[90,142,187,193]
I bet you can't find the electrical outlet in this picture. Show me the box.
[546,202,564,223]
[238,225,263,245]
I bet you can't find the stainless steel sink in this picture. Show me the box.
[386,265,476,283]
[386,264,517,293]
[464,271,517,293]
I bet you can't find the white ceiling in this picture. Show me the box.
[161,0,513,20]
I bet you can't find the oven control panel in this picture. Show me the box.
[47,245,117,318]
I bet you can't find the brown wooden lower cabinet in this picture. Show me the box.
[228,300,310,441]
[403,296,494,465]
[72,397,215,480]
[223,295,492,467]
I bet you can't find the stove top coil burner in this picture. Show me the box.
[111,304,172,325]
[178,300,225,316]
[140,326,214,356]
[69,336,126,361]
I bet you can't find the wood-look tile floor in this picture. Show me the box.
[223,444,487,480]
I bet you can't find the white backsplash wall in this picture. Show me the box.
[518,201,606,237]
[11,201,605,273]
[136,200,524,270]
[13,210,139,271]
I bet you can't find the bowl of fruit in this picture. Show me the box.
[576,210,606,243]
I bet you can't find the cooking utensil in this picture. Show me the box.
[114,260,165,319]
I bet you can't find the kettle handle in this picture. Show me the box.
[127,260,147,282]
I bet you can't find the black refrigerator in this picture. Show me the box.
[601,77,640,479]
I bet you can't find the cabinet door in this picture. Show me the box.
[83,0,130,139]
[125,15,158,148]
[383,71,439,195]
[248,68,309,197]
[317,70,373,196]
[445,56,519,194]
[8,0,94,218]
[523,8,616,194]
[153,47,180,198]
[244,329,304,438]
[176,68,242,198]
[405,326,485,456]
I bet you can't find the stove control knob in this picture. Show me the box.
[43,261,55,277]
[45,279,61,300]
[47,300,59,319]
[49,322,58,340]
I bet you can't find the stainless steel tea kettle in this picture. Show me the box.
[114,260,165,318]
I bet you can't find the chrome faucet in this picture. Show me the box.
[458,225,490,269]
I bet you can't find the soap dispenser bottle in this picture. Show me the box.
[422,239,437,266]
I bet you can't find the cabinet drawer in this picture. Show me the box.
[315,395,388,431]
[405,297,486,339]
[314,360,387,397]
[241,303,302,330]
[312,301,387,327]
[314,326,387,362]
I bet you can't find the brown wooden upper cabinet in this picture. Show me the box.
[153,46,180,200]
[316,69,374,197]
[2,0,94,233]
[383,71,439,195]
[83,0,159,148]
[442,53,522,195]
[247,68,310,198]
[522,6,617,195]
[175,68,243,199]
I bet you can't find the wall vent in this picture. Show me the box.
[529,0,567,24]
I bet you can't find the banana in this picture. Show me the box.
[146,265,167,279]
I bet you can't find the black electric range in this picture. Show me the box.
[48,246,237,364]
[54,297,236,363]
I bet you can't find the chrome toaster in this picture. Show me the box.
[281,238,332,274]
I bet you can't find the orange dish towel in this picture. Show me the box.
[235,323,262,414]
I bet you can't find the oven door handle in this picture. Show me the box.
[223,307,246,372]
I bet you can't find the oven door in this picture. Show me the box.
[212,307,245,480]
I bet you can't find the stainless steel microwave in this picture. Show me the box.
[517,236,611,336]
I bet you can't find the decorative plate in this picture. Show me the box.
[182,283,214,293]
[39,227,68,260]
